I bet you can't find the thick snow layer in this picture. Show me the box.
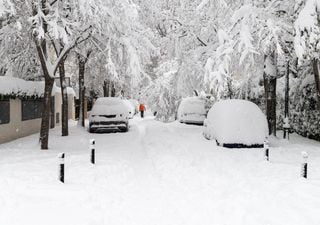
[94,97,123,105]
[0,76,61,97]
[178,97,206,115]
[204,99,268,145]
[1,119,320,225]
[178,97,206,124]
[90,98,129,118]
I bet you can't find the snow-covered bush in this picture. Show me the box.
[203,99,268,148]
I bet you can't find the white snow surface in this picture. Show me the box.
[123,99,136,118]
[177,97,206,123]
[178,97,206,115]
[0,76,69,97]
[205,99,268,145]
[90,98,129,117]
[1,117,320,225]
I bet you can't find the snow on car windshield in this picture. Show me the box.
[179,98,206,114]
[94,97,123,106]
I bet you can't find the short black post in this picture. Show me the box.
[301,151,308,179]
[264,140,269,161]
[58,153,65,183]
[90,139,95,164]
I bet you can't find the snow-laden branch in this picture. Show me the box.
[52,25,92,76]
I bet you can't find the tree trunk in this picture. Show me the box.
[78,54,85,127]
[111,81,116,97]
[40,77,54,149]
[103,80,110,97]
[312,58,320,109]
[59,61,69,136]
[283,62,290,139]
[264,54,277,136]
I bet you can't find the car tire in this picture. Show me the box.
[89,126,95,133]
[124,124,129,132]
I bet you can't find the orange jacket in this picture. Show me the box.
[139,104,145,112]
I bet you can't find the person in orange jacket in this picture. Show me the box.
[139,103,145,118]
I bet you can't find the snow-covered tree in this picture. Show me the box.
[295,0,320,106]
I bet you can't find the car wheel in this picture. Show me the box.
[120,124,129,132]
[124,124,129,132]
[89,126,95,133]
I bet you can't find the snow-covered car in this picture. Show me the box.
[129,99,139,114]
[89,97,129,133]
[203,99,268,148]
[177,97,207,125]
[122,99,135,119]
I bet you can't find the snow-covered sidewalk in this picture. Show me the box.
[1,117,320,225]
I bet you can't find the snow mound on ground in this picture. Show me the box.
[205,99,268,146]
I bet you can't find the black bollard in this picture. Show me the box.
[264,140,269,161]
[301,151,308,179]
[58,153,65,183]
[90,139,95,164]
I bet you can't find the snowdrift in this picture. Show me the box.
[204,99,268,148]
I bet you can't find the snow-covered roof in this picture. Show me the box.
[0,76,75,98]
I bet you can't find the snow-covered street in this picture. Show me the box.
[1,117,320,225]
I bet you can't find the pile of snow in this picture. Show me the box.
[0,76,61,97]
[177,97,206,124]
[203,99,268,147]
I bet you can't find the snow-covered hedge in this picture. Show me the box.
[0,76,73,99]
[289,82,320,141]
[203,99,268,147]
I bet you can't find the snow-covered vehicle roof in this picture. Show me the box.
[91,97,129,116]
[94,97,124,105]
[203,99,268,148]
[177,97,207,124]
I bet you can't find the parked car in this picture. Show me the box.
[129,99,139,114]
[122,99,135,119]
[177,97,207,125]
[203,99,268,148]
[89,97,129,133]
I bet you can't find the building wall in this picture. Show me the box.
[68,94,75,120]
[0,93,76,144]
[0,99,41,144]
